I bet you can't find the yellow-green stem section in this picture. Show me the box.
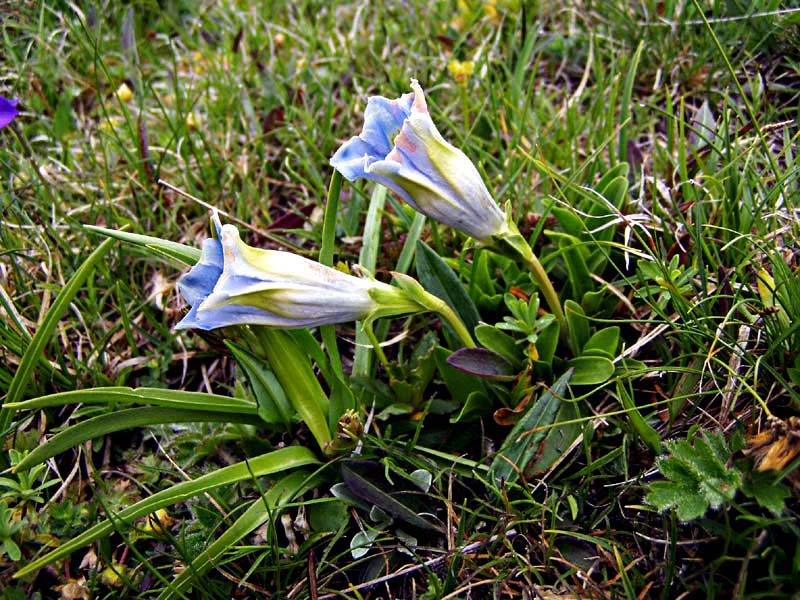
[525,254,567,337]
[362,322,390,369]
[434,302,476,348]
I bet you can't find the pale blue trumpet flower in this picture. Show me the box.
[175,215,473,344]
[330,79,510,244]
[331,80,568,335]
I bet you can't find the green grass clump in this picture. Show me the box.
[1,1,799,598]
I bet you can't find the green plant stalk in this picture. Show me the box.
[361,322,390,368]
[489,205,567,338]
[390,272,476,348]
[318,170,345,381]
[523,252,567,337]
[0,237,115,434]
[434,300,477,349]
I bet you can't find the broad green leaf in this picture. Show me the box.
[415,241,480,336]
[307,499,350,532]
[474,324,523,368]
[582,327,620,359]
[83,225,201,266]
[5,387,257,415]
[14,446,319,578]
[446,348,515,381]
[0,237,115,432]
[491,369,572,483]
[14,408,255,472]
[157,471,317,600]
[433,346,484,402]
[530,400,583,473]
[564,300,590,355]
[567,356,615,386]
[743,474,790,516]
[450,391,492,423]
[409,469,433,493]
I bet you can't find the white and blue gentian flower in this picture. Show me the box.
[0,95,19,129]
[330,79,510,244]
[176,215,425,331]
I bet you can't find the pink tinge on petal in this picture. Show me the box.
[394,129,417,154]
[409,79,428,114]
[385,148,403,163]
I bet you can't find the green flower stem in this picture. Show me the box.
[433,301,476,349]
[361,322,389,369]
[524,252,568,338]
[389,272,476,348]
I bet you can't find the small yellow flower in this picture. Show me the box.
[140,508,174,535]
[186,112,200,130]
[192,51,206,75]
[447,59,474,85]
[115,82,133,103]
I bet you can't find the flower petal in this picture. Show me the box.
[330,91,414,181]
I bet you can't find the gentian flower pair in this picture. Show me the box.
[177,80,563,336]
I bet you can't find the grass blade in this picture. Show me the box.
[83,225,201,266]
[157,470,318,600]
[14,408,256,472]
[4,387,257,414]
[13,446,320,578]
[0,237,115,433]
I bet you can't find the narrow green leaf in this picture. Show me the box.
[618,40,644,164]
[5,387,257,415]
[158,471,317,600]
[14,408,255,472]
[83,225,201,266]
[616,380,661,453]
[564,300,590,354]
[318,170,346,397]
[549,233,593,302]
[13,447,319,578]
[353,185,387,378]
[0,237,115,432]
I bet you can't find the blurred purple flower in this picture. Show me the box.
[0,96,19,129]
